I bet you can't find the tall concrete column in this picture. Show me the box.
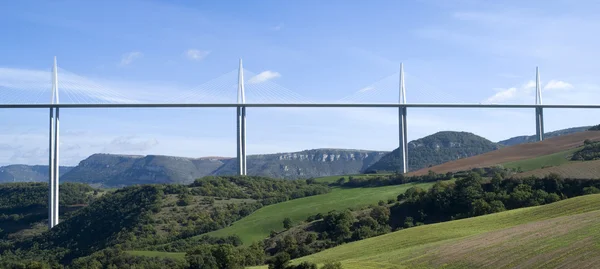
[398,106,408,173]
[398,63,408,173]
[237,107,243,175]
[237,59,247,175]
[535,67,544,142]
[53,107,60,225]
[48,57,60,228]
[241,106,247,175]
[48,107,55,229]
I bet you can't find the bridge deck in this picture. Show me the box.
[0,103,599,109]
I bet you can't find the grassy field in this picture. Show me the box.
[314,173,392,184]
[409,131,600,176]
[502,147,580,172]
[205,181,436,245]
[515,159,600,179]
[244,194,600,269]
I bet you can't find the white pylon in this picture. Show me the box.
[48,57,60,228]
[398,63,408,174]
[535,67,542,105]
[400,63,407,104]
[237,59,247,175]
[535,66,544,141]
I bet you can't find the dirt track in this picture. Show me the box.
[408,131,600,176]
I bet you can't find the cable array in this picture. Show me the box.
[1,65,476,105]
[336,71,468,104]
[243,69,314,104]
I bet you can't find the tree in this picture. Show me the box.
[186,245,218,269]
[267,252,290,269]
[370,206,390,225]
[470,199,491,216]
[212,244,242,269]
[584,186,600,195]
[177,193,193,206]
[491,173,502,192]
[489,200,506,213]
[283,217,292,229]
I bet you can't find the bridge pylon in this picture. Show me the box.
[48,57,60,229]
[535,67,544,142]
[398,63,408,174]
[237,59,247,175]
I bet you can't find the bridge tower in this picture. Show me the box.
[535,67,544,141]
[237,59,247,175]
[48,57,60,228]
[398,64,408,173]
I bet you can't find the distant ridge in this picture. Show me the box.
[0,125,595,186]
[409,130,600,176]
[366,131,499,173]
[497,126,591,146]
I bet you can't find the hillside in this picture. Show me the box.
[0,176,329,266]
[0,165,73,183]
[59,150,386,187]
[0,182,102,241]
[213,149,386,180]
[281,194,600,269]
[409,131,600,176]
[498,126,590,146]
[205,181,435,244]
[367,131,499,173]
[61,154,228,187]
[515,159,600,179]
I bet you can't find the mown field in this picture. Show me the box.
[502,147,580,172]
[515,159,600,179]
[245,194,600,269]
[206,181,436,244]
[409,131,600,176]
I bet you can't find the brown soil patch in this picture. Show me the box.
[514,160,600,179]
[408,131,600,176]
[422,210,600,268]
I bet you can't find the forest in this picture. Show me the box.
[0,171,599,268]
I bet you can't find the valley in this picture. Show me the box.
[1,125,594,187]
[1,125,600,268]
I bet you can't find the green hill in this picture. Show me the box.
[270,194,600,269]
[204,181,436,244]
[498,126,591,146]
[58,149,386,188]
[0,165,73,183]
[214,149,387,180]
[367,131,499,173]
[0,176,329,265]
[0,182,102,241]
[61,154,227,188]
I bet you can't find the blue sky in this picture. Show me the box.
[1,0,600,166]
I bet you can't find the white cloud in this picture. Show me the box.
[484,80,534,104]
[485,87,518,103]
[185,49,210,61]
[248,71,281,84]
[120,51,143,66]
[358,86,375,92]
[103,136,159,152]
[545,80,573,91]
[271,23,284,31]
